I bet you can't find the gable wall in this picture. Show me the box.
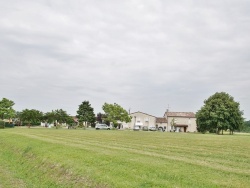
[167,116,197,132]
[123,112,157,129]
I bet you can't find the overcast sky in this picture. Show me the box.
[1,0,250,119]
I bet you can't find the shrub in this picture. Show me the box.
[4,122,14,128]
[0,120,5,129]
[78,122,83,128]
[209,129,217,133]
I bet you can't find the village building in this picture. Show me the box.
[164,111,197,132]
[121,110,197,132]
[122,111,156,129]
[156,117,168,131]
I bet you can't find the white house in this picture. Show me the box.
[164,111,197,132]
[121,111,197,132]
[122,111,157,129]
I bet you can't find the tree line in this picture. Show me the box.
[0,98,131,128]
[0,92,248,134]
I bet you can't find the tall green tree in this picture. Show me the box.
[76,101,96,127]
[102,103,131,127]
[43,111,57,124]
[242,120,250,132]
[14,111,22,126]
[43,109,73,125]
[54,109,73,124]
[0,98,15,120]
[20,109,43,127]
[96,112,105,123]
[196,92,244,134]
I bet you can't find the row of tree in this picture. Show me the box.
[0,92,247,134]
[74,101,131,127]
[0,98,131,128]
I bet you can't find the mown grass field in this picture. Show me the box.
[0,128,250,188]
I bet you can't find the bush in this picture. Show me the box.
[78,122,83,128]
[0,120,5,129]
[209,129,217,133]
[5,122,14,128]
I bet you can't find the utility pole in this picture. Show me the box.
[167,104,171,112]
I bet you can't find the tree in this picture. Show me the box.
[43,109,73,128]
[76,101,96,127]
[242,120,250,132]
[54,109,72,124]
[20,109,43,127]
[14,111,22,126]
[0,98,15,120]
[0,120,5,129]
[96,112,105,123]
[196,92,244,134]
[170,118,177,131]
[43,111,57,124]
[102,103,131,127]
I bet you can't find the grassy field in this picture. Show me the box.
[0,128,250,188]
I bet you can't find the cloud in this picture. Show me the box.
[0,0,250,119]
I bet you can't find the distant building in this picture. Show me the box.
[122,111,156,129]
[121,111,197,132]
[164,112,197,132]
[156,117,168,131]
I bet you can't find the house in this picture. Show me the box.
[156,117,168,131]
[164,111,197,132]
[121,111,168,131]
[3,119,12,123]
[121,110,197,132]
[122,111,157,129]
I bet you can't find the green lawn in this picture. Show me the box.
[0,128,249,188]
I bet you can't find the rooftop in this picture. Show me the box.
[165,112,195,118]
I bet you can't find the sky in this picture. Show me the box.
[0,0,250,119]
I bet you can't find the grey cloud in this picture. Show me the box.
[0,0,249,119]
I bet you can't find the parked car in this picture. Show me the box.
[95,124,110,130]
[133,125,140,131]
[149,126,156,131]
[142,126,149,131]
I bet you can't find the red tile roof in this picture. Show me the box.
[165,112,195,118]
[156,117,168,123]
